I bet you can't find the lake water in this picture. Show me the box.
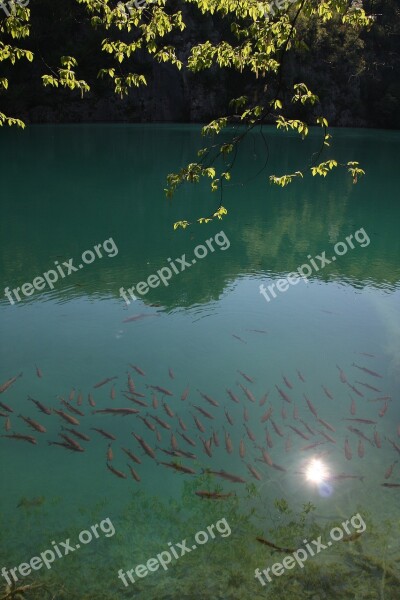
[0,125,399,599]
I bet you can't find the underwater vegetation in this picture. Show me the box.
[1,476,399,599]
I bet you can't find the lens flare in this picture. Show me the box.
[305,458,329,484]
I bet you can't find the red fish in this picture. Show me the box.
[344,438,352,460]
[93,376,117,389]
[276,385,291,404]
[202,468,246,484]
[130,364,146,376]
[379,402,389,418]
[374,430,381,448]
[304,394,317,418]
[356,381,381,393]
[181,386,190,401]
[239,438,246,458]
[343,418,376,425]
[384,461,397,480]
[192,414,205,433]
[224,429,233,454]
[0,372,22,394]
[91,428,116,440]
[168,368,175,380]
[265,428,273,448]
[178,431,196,447]
[77,391,83,406]
[149,414,171,430]
[322,385,333,400]
[243,407,249,422]
[54,409,79,426]
[226,389,239,404]
[5,417,11,432]
[2,433,36,445]
[261,407,273,423]
[350,396,356,415]
[259,392,269,406]
[35,365,42,379]
[195,491,234,499]
[61,400,85,417]
[244,423,256,441]
[317,418,336,432]
[288,425,309,441]
[293,405,299,420]
[18,414,46,433]
[270,419,283,438]
[137,415,156,431]
[238,383,255,403]
[110,386,116,401]
[346,382,364,398]
[133,433,156,459]
[232,334,246,344]
[106,463,127,479]
[127,464,141,481]
[93,408,139,416]
[297,370,305,383]
[147,385,173,397]
[238,370,254,383]
[178,416,187,431]
[225,408,234,426]
[88,394,96,407]
[28,396,51,416]
[123,313,159,323]
[347,427,372,446]
[212,430,219,447]
[62,427,90,442]
[357,439,364,458]
[247,463,262,481]
[0,400,13,413]
[336,365,347,383]
[352,363,382,378]
[163,401,175,418]
[192,404,213,419]
[200,436,213,457]
[282,375,293,390]
[121,447,142,464]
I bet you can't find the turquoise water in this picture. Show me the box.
[0,125,399,599]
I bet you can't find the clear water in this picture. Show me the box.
[0,125,399,599]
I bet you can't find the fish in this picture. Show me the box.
[60,400,85,417]
[330,473,364,482]
[344,438,352,460]
[336,365,347,383]
[178,431,196,447]
[147,385,173,397]
[272,463,287,472]
[257,446,273,466]
[200,436,213,457]
[35,366,42,379]
[347,427,372,446]
[387,438,400,455]
[0,400,13,413]
[265,427,273,448]
[225,408,234,426]
[212,430,219,447]
[346,382,364,397]
[0,411,8,417]
[317,418,336,432]
[238,383,255,403]
[226,389,239,404]
[18,414,46,433]
[106,463,127,479]
[0,372,22,394]
[381,483,400,488]
[322,385,333,400]
[282,375,293,390]
[77,391,83,406]
[5,417,11,431]
[285,436,292,452]
[244,423,256,442]
[243,406,249,422]
[168,368,175,380]
[198,391,219,407]
[261,407,273,423]
[239,438,246,458]
[155,428,162,443]
[224,430,233,454]
[384,461,398,480]
[247,463,262,481]
[259,392,269,406]
[124,395,148,408]
[2,433,36,444]
[288,425,309,441]
[350,396,356,415]
[181,386,190,401]
[123,313,159,323]
[137,415,156,431]
[202,468,246,484]
[192,404,213,419]
[93,376,117,389]
[173,449,197,460]
[232,334,246,344]
[130,364,146,376]
[88,394,96,407]
[237,370,254,383]
[368,396,392,402]
[343,418,376,425]
[162,401,175,418]
[170,433,179,451]
[121,447,142,463]
[61,427,90,442]
[276,385,291,404]
[91,428,116,440]
[59,434,84,452]
[281,405,287,420]
[48,440,81,451]
[379,402,389,418]
[352,363,382,378]
[297,370,305,383]
[356,381,381,393]
[133,433,156,459]
[299,418,316,436]
[246,329,268,334]
[28,396,51,416]
[127,464,141,481]
[110,385,116,401]
[357,439,364,458]
[304,394,317,418]
[151,393,158,409]
[148,414,171,430]
[256,537,296,553]
[318,430,336,444]
[93,408,139,416]
[127,373,135,394]
[17,496,45,509]
[293,405,299,420]
[192,413,205,433]
[374,430,381,448]
[195,491,234,500]
[68,388,75,402]
[358,352,375,358]
[178,416,187,431]
[53,409,80,426]
[301,441,327,451]
[158,461,196,475]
